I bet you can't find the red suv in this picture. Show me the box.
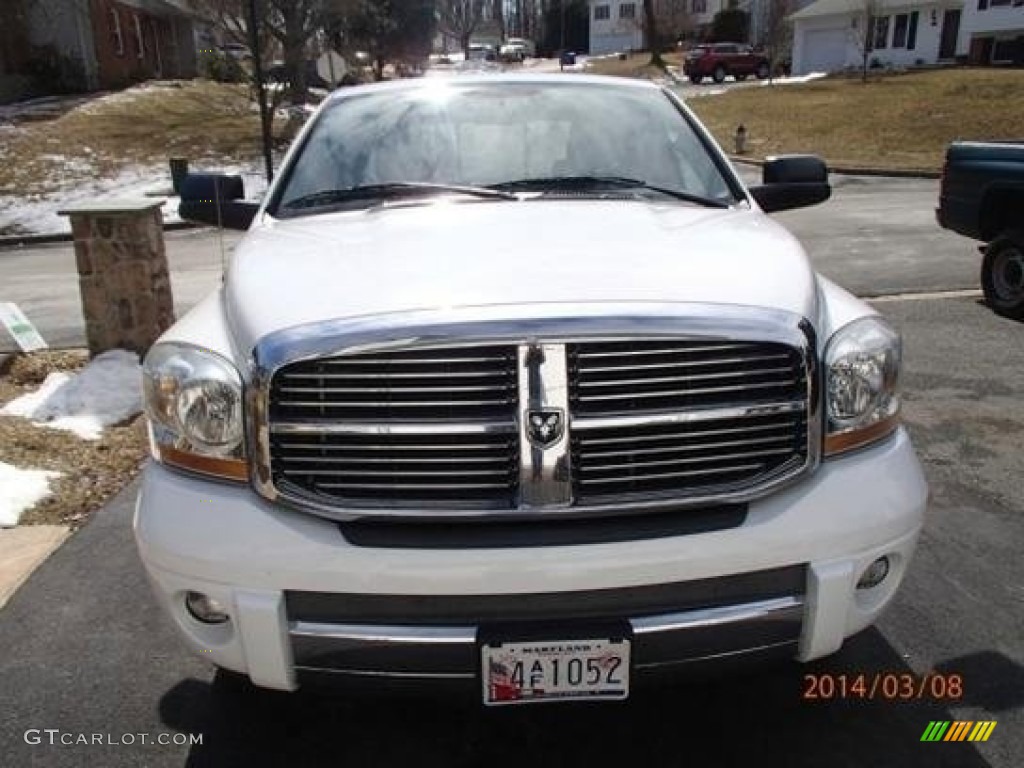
[684,43,770,84]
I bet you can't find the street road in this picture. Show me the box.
[1,173,1021,768]
[0,173,978,351]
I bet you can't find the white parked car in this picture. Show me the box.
[506,37,536,57]
[139,75,927,706]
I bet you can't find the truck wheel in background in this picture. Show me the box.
[713,66,727,83]
[981,231,1024,320]
[757,63,770,79]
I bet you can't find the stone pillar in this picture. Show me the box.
[57,200,175,357]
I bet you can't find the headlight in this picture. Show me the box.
[824,316,901,456]
[142,343,248,481]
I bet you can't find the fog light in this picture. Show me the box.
[185,591,230,624]
[857,557,890,590]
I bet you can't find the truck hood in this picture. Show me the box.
[224,200,818,354]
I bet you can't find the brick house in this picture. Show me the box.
[4,0,198,99]
[87,0,199,88]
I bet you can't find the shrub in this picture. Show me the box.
[200,51,245,83]
[25,45,86,94]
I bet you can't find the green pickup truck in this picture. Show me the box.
[937,141,1024,319]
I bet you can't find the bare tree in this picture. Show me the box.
[756,0,797,82]
[653,0,693,46]
[643,0,665,68]
[849,0,884,82]
[187,0,327,103]
[493,0,506,40]
[0,0,31,74]
[437,0,485,56]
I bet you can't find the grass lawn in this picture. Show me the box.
[687,68,1024,173]
[585,51,685,80]
[0,80,281,199]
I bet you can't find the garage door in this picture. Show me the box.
[800,28,848,73]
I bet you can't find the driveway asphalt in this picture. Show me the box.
[0,172,977,351]
[0,294,1021,767]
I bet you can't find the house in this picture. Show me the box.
[588,0,735,55]
[790,0,1023,74]
[961,0,1024,64]
[588,0,645,54]
[2,0,198,102]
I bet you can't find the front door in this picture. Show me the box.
[939,9,961,59]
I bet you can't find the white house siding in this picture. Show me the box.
[589,0,645,55]
[792,3,955,74]
[957,4,1024,60]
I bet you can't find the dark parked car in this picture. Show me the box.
[937,140,1024,319]
[684,43,770,84]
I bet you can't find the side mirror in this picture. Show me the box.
[178,173,258,231]
[748,154,831,213]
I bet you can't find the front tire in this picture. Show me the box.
[713,66,727,83]
[981,232,1024,320]
[756,63,770,79]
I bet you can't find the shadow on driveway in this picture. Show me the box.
[159,628,1013,768]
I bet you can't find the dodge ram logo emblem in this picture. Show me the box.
[527,409,564,448]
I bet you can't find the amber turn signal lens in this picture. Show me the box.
[824,413,900,457]
[158,445,249,482]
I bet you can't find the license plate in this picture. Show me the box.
[482,638,630,706]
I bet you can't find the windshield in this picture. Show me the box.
[273,82,738,215]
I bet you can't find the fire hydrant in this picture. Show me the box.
[734,124,747,154]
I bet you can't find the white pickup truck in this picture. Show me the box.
[136,75,927,706]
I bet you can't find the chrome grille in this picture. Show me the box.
[268,346,519,509]
[569,340,805,415]
[260,323,814,518]
[569,340,809,504]
[269,431,519,508]
[270,346,518,421]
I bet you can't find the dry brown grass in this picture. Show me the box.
[0,350,147,528]
[0,80,279,198]
[585,51,684,80]
[688,68,1024,172]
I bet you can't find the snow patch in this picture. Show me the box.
[1,350,142,440]
[0,159,269,237]
[0,461,61,527]
[762,72,828,86]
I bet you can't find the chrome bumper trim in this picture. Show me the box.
[288,595,804,681]
[630,596,802,635]
[290,622,476,644]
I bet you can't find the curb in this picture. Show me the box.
[728,155,941,180]
[0,219,200,250]
[0,525,71,609]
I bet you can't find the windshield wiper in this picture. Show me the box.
[488,176,730,208]
[282,182,516,210]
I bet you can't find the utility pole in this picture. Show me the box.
[560,0,565,52]
[247,0,274,183]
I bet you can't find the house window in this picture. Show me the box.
[134,13,145,61]
[594,4,610,20]
[619,2,636,19]
[693,0,708,12]
[893,14,909,48]
[109,7,124,57]
[907,11,919,50]
[873,15,890,49]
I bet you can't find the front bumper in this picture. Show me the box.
[134,428,927,693]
